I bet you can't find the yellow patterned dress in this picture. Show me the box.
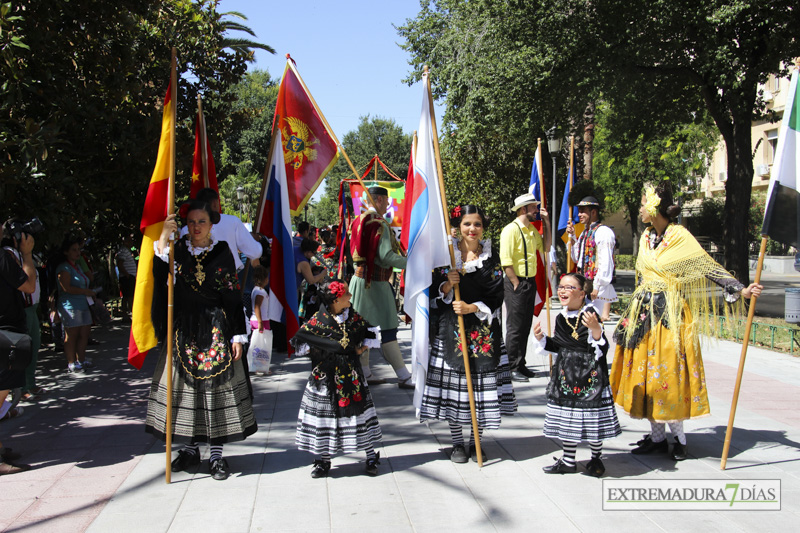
[610,224,744,423]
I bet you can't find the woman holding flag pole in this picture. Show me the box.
[405,67,489,466]
[419,205,517,463]
[611,181,761,461]
[146,201,257,481]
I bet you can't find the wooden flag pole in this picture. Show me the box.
[566,136,575,273]
[720,235,767,470]
[165,47,178,484]
[285,59,378,211]
[425,66,483,467]
[197,94,209,188]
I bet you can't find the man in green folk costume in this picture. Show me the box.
[349,186,413,389]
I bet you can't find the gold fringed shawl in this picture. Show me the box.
[618,224,744,354]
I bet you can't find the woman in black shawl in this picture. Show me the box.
[146,201,256,481]
[419,205,517,463]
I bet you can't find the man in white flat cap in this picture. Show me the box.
[499,193,550,382]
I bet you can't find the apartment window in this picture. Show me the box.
[766,129,778,165]
[767,74,780,93]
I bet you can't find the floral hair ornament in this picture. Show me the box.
[644,185,660,218]
[329,281,347,299]
[450,205,462,218]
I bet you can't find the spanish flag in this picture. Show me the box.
[189,97,218,198]
[128,82,174,369]
[272,59,339,216]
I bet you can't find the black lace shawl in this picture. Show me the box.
[293,308,377,417]
[152,237,246,389]
[429,247,505,373]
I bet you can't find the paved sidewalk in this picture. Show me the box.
[2,312,799,532]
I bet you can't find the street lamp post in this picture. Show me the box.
[546,126,562,275]
[236,185,246,222]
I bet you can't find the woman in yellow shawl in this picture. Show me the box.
[610,181,762,461]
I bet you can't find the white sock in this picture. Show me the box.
[649,420,667,443]
[668,421,687,445]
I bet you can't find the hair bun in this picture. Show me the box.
[665,205,681,218]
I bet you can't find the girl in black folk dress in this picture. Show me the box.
[532,273,620,477]
[294,280,382,478]
[419,205,516,463]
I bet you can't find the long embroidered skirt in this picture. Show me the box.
[419,338,517,429]
[543,387,621,442]
[610,306,710,422]
[145,349,257,445]
[296,378,382,455]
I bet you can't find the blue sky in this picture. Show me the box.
[221,0,442,139]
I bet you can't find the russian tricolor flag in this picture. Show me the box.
[257,130,300,352]
[404,72,451,409]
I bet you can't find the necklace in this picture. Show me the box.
[193,248,211,285]
[332,309,349,348]
[458,239,480,271]
[565,312,581,340]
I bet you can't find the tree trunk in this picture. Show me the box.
[722,119,754,285]
[628,200,640,257]
[583,101,595,180]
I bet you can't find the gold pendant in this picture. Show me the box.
[571,331,579,340]
[195,264,206,285]
[338,330,349,348]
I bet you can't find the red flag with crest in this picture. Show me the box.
[272,60,339,216]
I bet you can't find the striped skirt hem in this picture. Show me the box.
[543,387,621,442]
[296,381,382,455]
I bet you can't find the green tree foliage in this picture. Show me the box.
[593,102,719,253]
[0,0,270,256]
[218,171,261,224]
[309,115,412,227]
[217,68,279,184]
[399,0,800,283]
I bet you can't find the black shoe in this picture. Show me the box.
[510,371,529,383]
[210,458,230,480]
[585,457,605,477]
[311,459,331,479]
[671,438,688,461]
[631,435,669,455]
[470,446,487,463]
[450,444,468,463]
[170,449,200,472]
[542,457,577,474]
[365,452,380,476]
[518,366,536,378]
[0,447,21,462]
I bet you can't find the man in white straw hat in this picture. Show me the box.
[500,192,550,382]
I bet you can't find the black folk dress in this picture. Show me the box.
[534,304,621,442]
[419,238,517,429]
[145,236,256,445]
[294,308,382,455]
